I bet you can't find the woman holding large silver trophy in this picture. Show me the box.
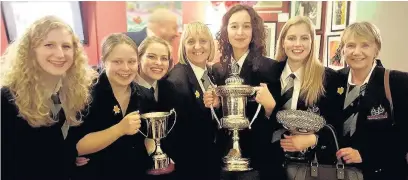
[72,33,157,179]
[204,4,281,180]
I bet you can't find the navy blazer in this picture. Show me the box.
[211,52,282,179]
[159,62,222,180]
[333,65,408,180]
[1,87,78,180]
[126,27,148,46]
[71,72,156,180]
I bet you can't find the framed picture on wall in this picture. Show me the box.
[264,22,277,58]
[315,34,322,61]
[326,35,344,70]
[331,1,350,32]
[290,1,323,31]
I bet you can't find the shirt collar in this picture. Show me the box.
[281,62,304,81]
[135,75,157,91]
[189,61,207,81]
[347,61,377,85]
[231,49,249,68]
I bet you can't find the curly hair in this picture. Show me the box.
[216,4,266,62]
[0,15,97,127]
[275,16,324,106]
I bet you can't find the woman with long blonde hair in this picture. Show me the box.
[270,15,340,176]
[0,15,96,180]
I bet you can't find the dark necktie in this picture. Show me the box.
[281,73,296,110]
[149,87,157,101]
[343,83,367,136]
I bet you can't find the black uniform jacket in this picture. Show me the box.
[1,87,78,180]
[332,65,408,180]
[158,62,224,180]
[71,71,156,180]
[210,51,282,179]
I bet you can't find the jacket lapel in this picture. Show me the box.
[184,63,206,110]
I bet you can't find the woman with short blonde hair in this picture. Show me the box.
[334,21,408,180]
[1,15,97,180]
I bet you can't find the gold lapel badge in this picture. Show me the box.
[113,105,121,114]
[337,87,344,95]
[195,90,200,99]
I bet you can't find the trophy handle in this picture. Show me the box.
[249,86,262,129]
[167,108,177,134]
[210,105,222,129]
[139,120,148,138]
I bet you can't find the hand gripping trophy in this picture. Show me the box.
[139,109,177,172]
[210,62,262,171]
[276,109,326,160]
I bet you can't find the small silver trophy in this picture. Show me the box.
[140,109,177,170]
[210,62,262,171]
[276,109,326,160]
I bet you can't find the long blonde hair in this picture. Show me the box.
[178,21,215,65]
[275,16,325,106]
[0,16,97,127]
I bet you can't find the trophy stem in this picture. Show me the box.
[223,129,252,171]
[232,129,241,154]
[151,139,170,169]
[154,139,164,154]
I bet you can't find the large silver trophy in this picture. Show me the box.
[210,62,262,171]
[276,110,326,160]
[140,109,176,170]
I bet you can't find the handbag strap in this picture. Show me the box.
[311,124,344,167]
[384,69,395,125]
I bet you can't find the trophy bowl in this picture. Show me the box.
[140,109,176,170]
[276,110,326,160]
[209,64,262,172]
[276,109,325,134]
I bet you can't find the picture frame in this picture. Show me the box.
[326,35,345,70]
[264,22,277,59]
[290,1,323,31]
[331,1,350,32]
[315,34,323,61]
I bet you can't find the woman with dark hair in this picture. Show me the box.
[204,4,280,180]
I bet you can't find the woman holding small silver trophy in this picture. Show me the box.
[135,36,177,177]
[72,33,157,179]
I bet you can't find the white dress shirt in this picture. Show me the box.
[135,75,158,101]
[231,50,250,74]
[280,62,304,110]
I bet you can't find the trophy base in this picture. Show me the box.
[223,157,252,172]
[222,117,249,130]
[152,153,170,169]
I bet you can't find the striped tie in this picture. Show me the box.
[201,70,211,91]
[343,83,367,136]
[281,74,296,110]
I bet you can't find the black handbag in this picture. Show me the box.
[284,124,364,180]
